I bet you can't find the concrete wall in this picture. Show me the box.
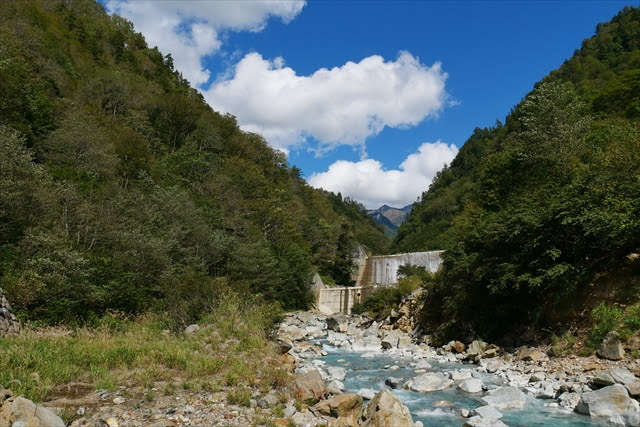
[315,251,444,315]
[316,285,377,315]
[366,251,443,285]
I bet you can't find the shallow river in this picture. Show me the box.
[318,341,602,426]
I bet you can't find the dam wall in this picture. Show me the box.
[315,250,444,315]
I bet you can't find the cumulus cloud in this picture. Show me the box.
[308,141,458,209]
[105,0,306,86]
[205,52,448,152]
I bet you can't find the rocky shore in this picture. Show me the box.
[277,310,640,426]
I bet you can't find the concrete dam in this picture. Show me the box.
[314,250,443,315]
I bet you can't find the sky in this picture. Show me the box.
[103,0,635,209]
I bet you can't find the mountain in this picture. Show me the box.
[393,6,640,342]
[0,0,389,325]
[367,204,413,237]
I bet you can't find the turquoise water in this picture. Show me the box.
[317,342,602,426]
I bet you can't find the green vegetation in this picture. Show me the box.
[0,289,284,403]
[0,0,388,326]
[393,7,640,342]
[351,267,430,319]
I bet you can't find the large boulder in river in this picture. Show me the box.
[361,390,414,427]
[465,340,486,360]
[381,330,402,349]
[327,315,349,333]
[404,372,453,393]
[327,366,347,382]
[458,378,484,393]
[594,368,637,386]
[0,395,65,427]
[597,331,625,361]
[278,324,306,342]
[294,370,328,401]
[480,386,527,410]
[575,384,640,418]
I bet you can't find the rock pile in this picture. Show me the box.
[0,288,20,336]
[0,386,64,427]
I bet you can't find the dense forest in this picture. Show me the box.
[0,0,389,326]
[393,7,640,342]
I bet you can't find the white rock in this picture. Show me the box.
[458,378,484,393]
[481,386,527,409]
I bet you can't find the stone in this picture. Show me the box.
[472,405,503,419]
[594,368,637,386]
[397,335,413,349]
[327,380,346,395]
[104,418,120,427]
[351,336,382,352]
[405,372,453,393]
[464,415,508,427]
[284,405,297,418]
[0,288,20,336]
[529,372,545,382]
[278,338,293,353]
[432,400,453,407]
[183,324,200,335]
[314,393,363,421]
[294,370,328,401]
[327,315,349,333]
[597,332,626,361]
[625,381,640,397]
[0,396,65,426]
[516,348,548,362]
[465,340,486,360]
[358,389,376,400]
[361,390,414,427]
[458,378,483,393]
[480,386,527,409]
[385,377,402,389]
[381,331,401,349]
[327,366,347,382]
[291,410,321,427]
[536,385,555,399]
[113,396,125,404]
[450,370,473,381]
[575,384,640,418]
[279,325,306,342]
[452,341,466,353]
[414,359,432,370]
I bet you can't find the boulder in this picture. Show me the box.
[327,315,349,333]
[352,336,382,352]
[480,386,527,410]
[472,405,503,419]
[597,332,625,361]
[361,390,414,427]
[452,341,466,353]
[625,381,640,397]
[594,368,637,386]
[294,370,328,401]
[327,366,347,382]
[397,335,413,349]
[450,370,473,381]
[414,359,432,370]
[327,380,346,395]
[183,324,200,335]
[458,378,483,393]
[516,347,548,362]
[381,331,401,349]
[575,384,640,418]
[385,377,402,389]
[464,415,508,427]
[0,396,65,427]
[405,372,453,393]
[465,340,486,360]
[313,393,363,425]
[0,288,20,336]
[279,325,306,342]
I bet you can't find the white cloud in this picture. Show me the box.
[308,141,458,209]
[205,52,448,152]
[105,0,306,86]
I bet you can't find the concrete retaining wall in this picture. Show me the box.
[366,251,443,285]
[316,285,377,315]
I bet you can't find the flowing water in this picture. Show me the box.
[317,341,602,426]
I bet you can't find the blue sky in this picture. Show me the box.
[104,0,634,208]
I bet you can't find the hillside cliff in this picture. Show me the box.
[0,0,388,324]
[393,7,640,341]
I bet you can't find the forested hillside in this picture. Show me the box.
[393,7,640,341]
[0,0,388,325]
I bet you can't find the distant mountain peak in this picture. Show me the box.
[367,204,413,237]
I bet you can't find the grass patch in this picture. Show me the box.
[0,292,287,402]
